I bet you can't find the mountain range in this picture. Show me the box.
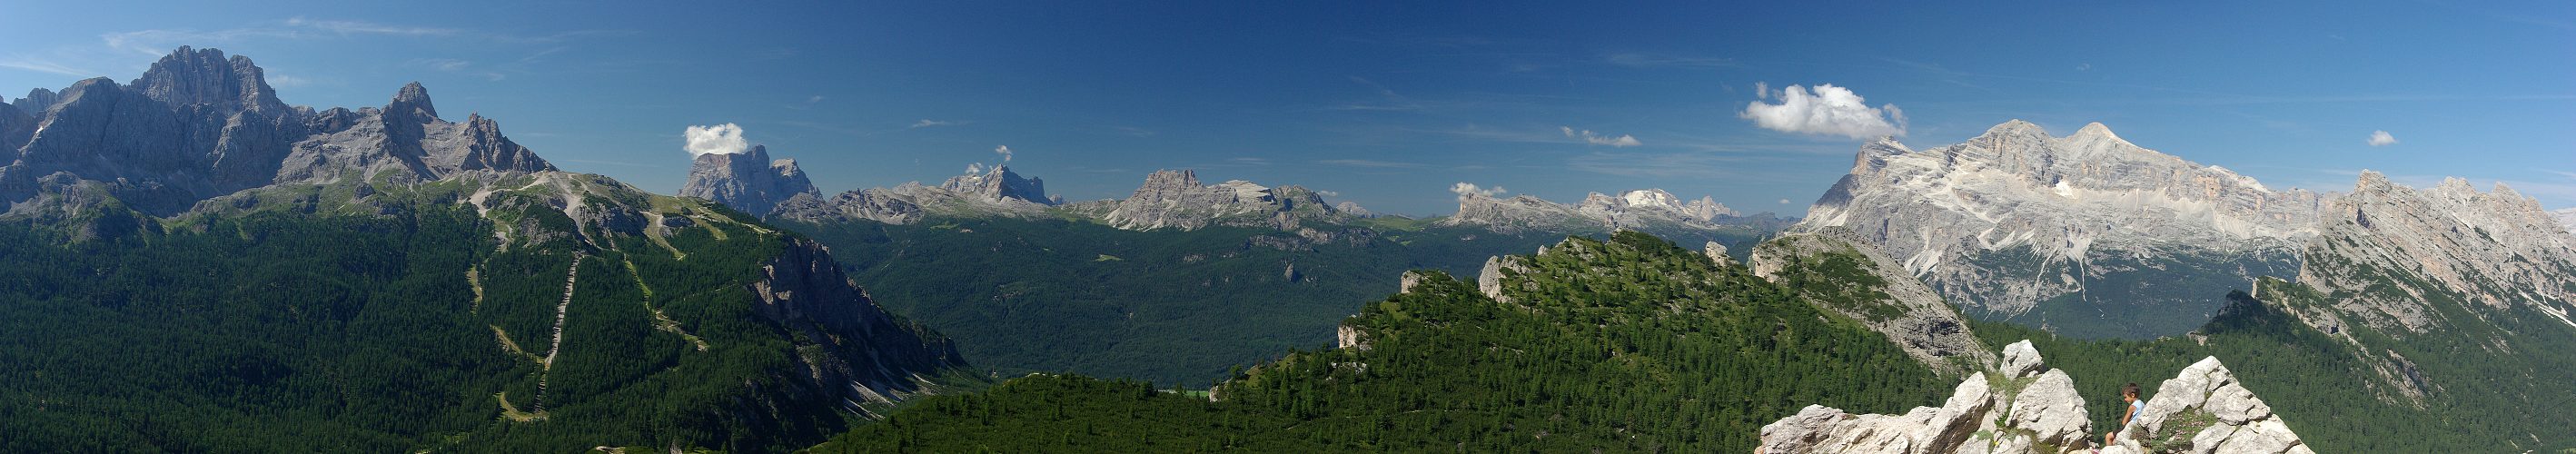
[678,143,1798,386]
[8,46,2576,452]
[0,47,966,452]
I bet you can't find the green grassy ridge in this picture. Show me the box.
[808,231,1947,452]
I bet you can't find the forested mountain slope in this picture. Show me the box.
[0,46,970,453]
[809,231,1951,451]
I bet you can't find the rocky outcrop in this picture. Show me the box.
[1797,120,2319,336]
[2552,207,2576,236]
[1475,255,1530,304]
[1750,228,1994,373]
[2100,357,2313,454]
[679,144,818,216]
[1,46,554,218]
[1759,340,2090,454]
[1762,340,2310,454]
[1093,169,1346,231]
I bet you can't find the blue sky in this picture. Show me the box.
[5,0,2571,215]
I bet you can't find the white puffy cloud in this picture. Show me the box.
[1778,199,1791,204]
[965,163,985,174]
[683,123,749,156]
[1451,182,1507,201]
[995,145,1014,163]
[2368,130,2398,146]
[1739,84,1907,139]
[1560,126,1642,147]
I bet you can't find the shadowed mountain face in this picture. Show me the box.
[0,46,554,218]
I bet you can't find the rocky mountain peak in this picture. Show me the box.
[938,165,1053,205]
[679,144,817,216]
[2,48,559,217]
[1136,169,1201,192]
[13,88,61,115]
[1983,118,2050,137]
[1798,119,2323,333]
[1094,169,1344,231]
[129,46,283,114]
[388,82,437,119]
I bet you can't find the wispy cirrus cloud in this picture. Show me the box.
[910,119,960,128]
[1320,159,1430,169]
[1331,76,1424,112]
[1604,53,1736,68]
[1560,126,1641,147]
[284,16,459,36]
[0,58,94,77]
[48,16,630,81]
[409,58,506,81]
[1567,150,1747,179]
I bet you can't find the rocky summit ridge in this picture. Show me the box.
[0,46,555,219]
[2291,171,2576,335]
[1759,340,2311,454]
[1446,187,1774,234]
[1081,169,1347,231]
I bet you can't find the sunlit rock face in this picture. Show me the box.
[1797,120,2321,337]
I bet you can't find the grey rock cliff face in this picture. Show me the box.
[679,145,818,216]
[1760,340,2310,454]
[939,165,1052,204]
[1446,193,1593,233]
[2294,172,2576,335]
[12,87,63,115]
[1750,228,1995,374]
[1096,169,1345,231]
[1798,120,2321,334]
[0,46,554,218]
